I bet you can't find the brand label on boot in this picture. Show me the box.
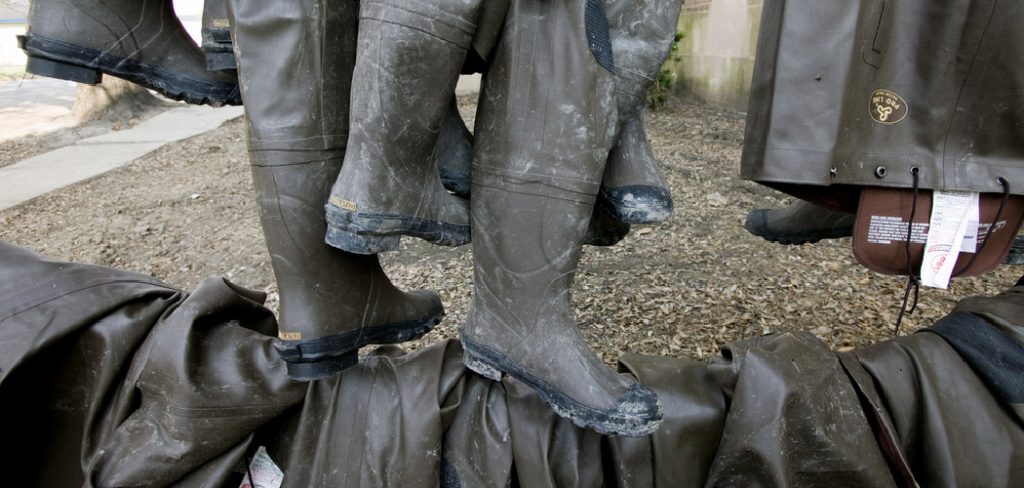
[278,331,302,341]
[870,89,908,125]
[329,195,358,211]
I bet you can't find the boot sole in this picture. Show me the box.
[599,185,674,224]
[744,222,854,246]
[460,334,663,436]
[276,294,445,381]
[19,34,241,106]
[324,200,471,253]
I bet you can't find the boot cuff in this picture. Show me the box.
[361,0,478,49]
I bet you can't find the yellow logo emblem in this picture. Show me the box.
[869,89,908,125]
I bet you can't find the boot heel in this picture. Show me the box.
[324,226,401,255]
[25,56,101,84]
[463,351,503,381]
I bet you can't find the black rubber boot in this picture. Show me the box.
[461,0,662,436]
[20,0,240,106]
[596,0,684,224]
[323,0,486,254]
[233,0,442,380]
[744,199,856,245]
[201,0,236,72]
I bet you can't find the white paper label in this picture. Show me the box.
[240,446,284,488]
[920,191,979,289]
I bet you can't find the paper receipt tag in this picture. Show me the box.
[920,191,979,289]
[240,446,283,488]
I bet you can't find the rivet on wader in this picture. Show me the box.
[874,166,887,179]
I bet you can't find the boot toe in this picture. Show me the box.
[555,382,664,436]
[600,185,674,224]
[744,208,771,237]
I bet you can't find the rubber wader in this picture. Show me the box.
[233,0,443,380]
[460,0,663,436]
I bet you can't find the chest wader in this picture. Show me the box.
[459,0,662,436]
[233,0,444,380]
[19,0,240,106]
[323,0,488,254]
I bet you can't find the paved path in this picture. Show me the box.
[0,104,244,210]
[0,74,480,211]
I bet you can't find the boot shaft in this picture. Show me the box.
[470,0,618,328]
[232,0,358,151]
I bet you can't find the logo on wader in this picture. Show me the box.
[870,89,908,125]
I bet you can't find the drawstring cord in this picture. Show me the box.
[894,167,921,335]
[959,177,1010,272]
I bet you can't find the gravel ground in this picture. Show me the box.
[2,96,1020,363]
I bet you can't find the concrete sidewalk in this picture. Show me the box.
[0,104,243,210]
[0,74,480,212]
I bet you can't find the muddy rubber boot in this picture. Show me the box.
[201,0,236,71]
[596,0,683,224]
[324,0,486,254]
[744,199,856,245]
[19,0,240,106]
[234,0,443,380]
[460,0,662,436]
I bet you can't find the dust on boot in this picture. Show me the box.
[324,0,487,254]
[460,0,662,436]
[596,0,684,225]
[20,0,240,105]
[233,0,443,380]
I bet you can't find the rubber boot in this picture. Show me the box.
[460,0,662,436]
[596,0,683,224]
[201,0,236,72]
[323,0,486,254]
[744,199,856,245]
[233,0,443,380]
[19,0,240,106]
